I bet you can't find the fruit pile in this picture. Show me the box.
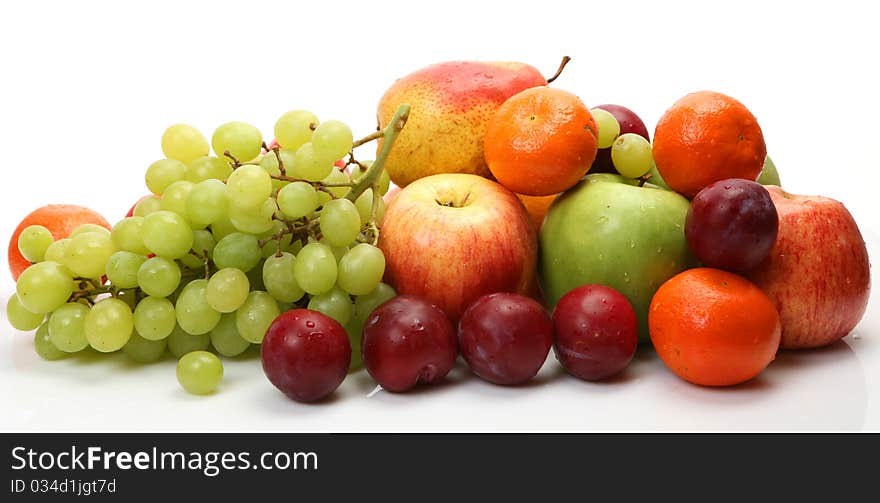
[5,56,872,403]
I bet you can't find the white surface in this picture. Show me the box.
[0,0,878,432]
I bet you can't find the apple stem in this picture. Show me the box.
[638,174,652,187]
[345,103,410,203]
[546,56,572,84]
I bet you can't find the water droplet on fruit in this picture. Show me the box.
[305,320,315,328]
[656,247,663,254]
[630,240,636,248]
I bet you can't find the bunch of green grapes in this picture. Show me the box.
[7,110,401,393]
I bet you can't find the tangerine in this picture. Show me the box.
[653,91,766,199]
[8,204,110,280]
[648,267,781,386]
[515,192,558,231]
[484,87,598,196]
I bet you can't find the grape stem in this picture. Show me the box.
[264,142,287,176]
[351,129,384,149]
[345,103,410,203]
[224,151,243,168]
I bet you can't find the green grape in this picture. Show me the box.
[162,124,209,164]
[337,244,386,295]
[274,110,319,151]
[133,296,176,341]
[354,283,397,321]
[260,148,296,190]
[186,156,233,183]
[178,229,216,270]
[354,188,386,226]
[591,108,621,149]
[122,331,168,363]
[311,120,353,163]
[319,238,348,262]
[187,178,228,228]
[611,133,654,178]
[65,231,115,279]
[293,242,337,295]
[35,322,67,361]
[212,121,262,162]
[213,232,261,272]
[320,198,361,247]
[105,251,146,289]
[159,180,195,218]
[43,238,71,265]
[345,283,396,371]
[210,313,250,357]
[133,195,163,217]
[236,291,280,343]
[377,170,391,196]
[291,142,333,181]
[175,279,221,335]
[137,256,181,297]
[111,217,150,255]
[319,168,352,202]
[84,297,133,352]
[277,181,319,219]
[206,268,250,313]
[228,198,275,234]
[18,225,53,263]
[262,252,304,303]
[226,164,273,209]
[48,302,89,352]
[167,324,210,358]
[307,287,353,326]
[145,159,188,195]
[70,224,110,238]
[177,350,223,395]
[210,213,237,241]
[141,210,194,259]
[16,261,74,314]
[6,294,44,331]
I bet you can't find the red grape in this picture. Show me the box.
[590,104,650,174]
[458,293,553,385]
[552,284,638,381]
[362,295,457,392]
[685,178,778,272]
[261,309,351,403]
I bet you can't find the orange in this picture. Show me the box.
[484,87,598,196]
[515,192,558,231]
[8,204,110,280]
[653,91,766,199]
[648,268,781,387]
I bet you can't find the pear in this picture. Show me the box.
[376,61,547,187]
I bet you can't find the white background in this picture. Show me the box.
[0,0,878,431]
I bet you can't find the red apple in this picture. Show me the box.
[745,187,871,349]
[378,173,537,322]
[125,194,153,218]
[383,185,401,207]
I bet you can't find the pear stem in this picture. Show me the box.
[546,56,572,84]
[345,103,410,202]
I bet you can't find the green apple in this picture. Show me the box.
[646,161,670,190]
[539,173,696,341]
[757,155,781,186]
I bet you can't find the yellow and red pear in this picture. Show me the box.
[376,61,547,187]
